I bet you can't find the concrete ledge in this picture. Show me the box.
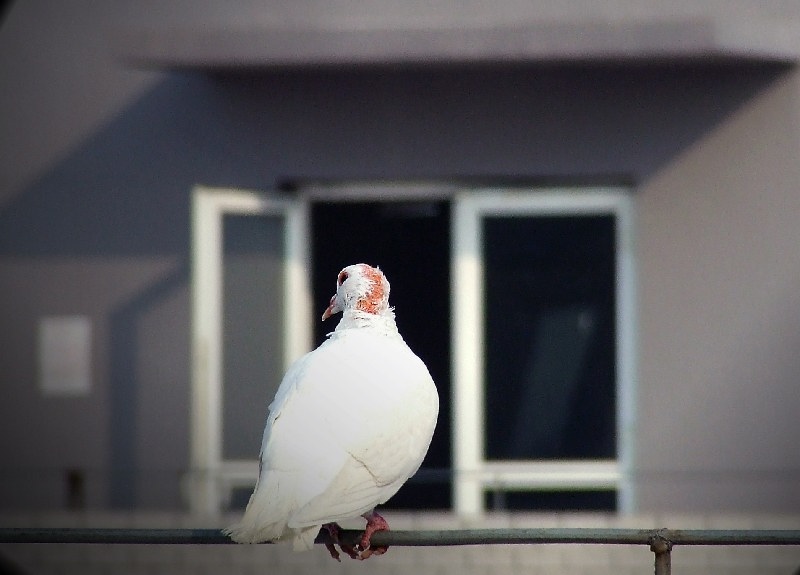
[113,17,800,70]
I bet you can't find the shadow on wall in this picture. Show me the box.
[0,61,791,509]
[108,262,188,508]
[0,73,260,509]
[0,62,791,257]
[0,73,280,257]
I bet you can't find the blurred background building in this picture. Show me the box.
[1,2,800,571]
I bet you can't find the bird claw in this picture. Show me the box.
[325,542,359,561]
[322,512,390,561]
[355,510,390,560]
[357,543,388,560]
[323,523,359,561]
[324,543,341,562]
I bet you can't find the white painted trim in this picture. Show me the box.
[451,194,485,515]
[479,460,621,490]
[189,186,310,516]
[451,187,636,515]
[284,198,312,366]
[190,189,223,516]
[615,194,638,514]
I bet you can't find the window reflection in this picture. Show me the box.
[484,215,617,462]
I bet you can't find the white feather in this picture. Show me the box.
[224,264,439,550]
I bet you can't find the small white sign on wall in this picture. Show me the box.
[39,315,92,396]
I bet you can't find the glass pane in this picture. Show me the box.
[484,215,616,461]
[484,489,616,511]
[222,214,285,460]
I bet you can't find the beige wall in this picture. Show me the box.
[2,0,799,513]
[0,0,161,205]
[637,69,800,511]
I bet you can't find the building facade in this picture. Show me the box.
[1,1,800,517]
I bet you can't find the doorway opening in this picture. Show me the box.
[190,186,633,516]
[311,200,452,510]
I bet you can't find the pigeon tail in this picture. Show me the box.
[223,472,296,544]
[292,526,320,551]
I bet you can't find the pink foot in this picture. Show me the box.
[322,523,359,562]
[357,510,390,560]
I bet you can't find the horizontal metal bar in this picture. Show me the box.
[1,527,799,547]
[368,529,800,547]
[0,528,234,545]
[661,529,800,546]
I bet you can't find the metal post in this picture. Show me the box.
[649,530,672,575]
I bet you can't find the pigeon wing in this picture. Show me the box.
[269,331,438,527]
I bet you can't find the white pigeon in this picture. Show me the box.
[224,263,439,560]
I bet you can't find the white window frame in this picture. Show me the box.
[451,187,637,515]
[188,186,311,515]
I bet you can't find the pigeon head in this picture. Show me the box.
[322,263,391,321]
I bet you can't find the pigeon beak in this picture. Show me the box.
[321,295,339,321]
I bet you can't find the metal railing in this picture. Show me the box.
[2,527,799,574]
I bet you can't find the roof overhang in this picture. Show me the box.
[114,16,800,70]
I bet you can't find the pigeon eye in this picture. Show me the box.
[337,271,349,285]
